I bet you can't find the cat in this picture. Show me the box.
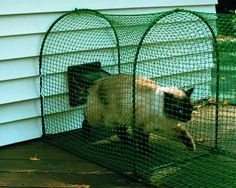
[83,74,196,151]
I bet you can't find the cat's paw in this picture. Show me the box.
[183,135,196,151]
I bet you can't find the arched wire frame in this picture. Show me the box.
[132,9,220,151]
[39,9,121,136]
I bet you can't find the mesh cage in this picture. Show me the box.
[40,9,236,187]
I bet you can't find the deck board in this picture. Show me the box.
[0,139,148,188]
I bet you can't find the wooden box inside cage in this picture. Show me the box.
[67,62,110,107]
[39,9,236,188]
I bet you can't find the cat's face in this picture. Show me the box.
[164,88,194,122]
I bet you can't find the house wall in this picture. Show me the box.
[0,0,217,146]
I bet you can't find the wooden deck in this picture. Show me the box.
[0,139,148,188]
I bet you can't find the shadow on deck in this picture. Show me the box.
[0,139,149,188]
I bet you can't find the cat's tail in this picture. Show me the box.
[95,79,109,105]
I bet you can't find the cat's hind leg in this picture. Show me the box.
[82,117,92,139]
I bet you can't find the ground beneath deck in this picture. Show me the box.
[0,139,149,188]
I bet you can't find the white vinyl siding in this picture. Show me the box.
[0,0,217,146]
[0,57,39,81]
[0,0,217,16]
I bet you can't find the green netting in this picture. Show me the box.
[39,9,236,187]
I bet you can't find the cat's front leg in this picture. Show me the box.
[175,123,196,151]
[116,125,129,143]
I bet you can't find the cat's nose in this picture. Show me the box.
[182,119,189,122]
[182,115,191,122]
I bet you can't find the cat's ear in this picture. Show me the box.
[164,92,173,99]
[185,87,194,97]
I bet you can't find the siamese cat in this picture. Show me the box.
[84,74,196,151]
